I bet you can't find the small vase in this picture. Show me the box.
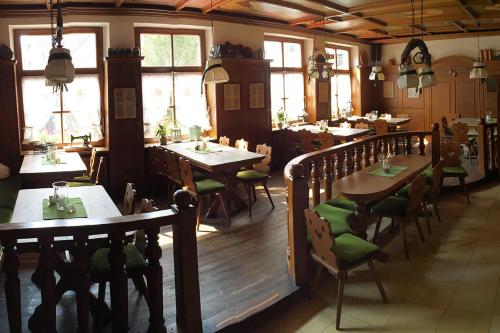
[160,137,167,145]
[278,122,283,129]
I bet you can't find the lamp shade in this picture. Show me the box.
[397,65,418,89]
[470,61,488,79]
[202,58,229,84]
[44,47,75,84]
[418,66,437,88]
[369,66,385,81]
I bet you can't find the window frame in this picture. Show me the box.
[13,27,105,147]
[325,44,352,118]
[264,36,307,120]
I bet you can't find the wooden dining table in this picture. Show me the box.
[288,124,372,142]
[333,154,432,238]
[166,141,265,215]
[347,116,412,127]
[20,152,87,188]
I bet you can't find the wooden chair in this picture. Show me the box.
[441,142,470,204]
[165,150,183,202]
[297,129,315,153]
[123,182,136,216]
[219,136,230,146]
[317,132,334,150]
[373,119,388,135]
[72,147,97,183]
[354,122,369,129]
[283,129,299,162]
[441,117,453,143]
[69,156,105,187]
[304,209,388,330]
[178,157,231,230]
[452,122,477,164]
[372,174,428,259]
[134,198,159,254]
[236,144,274,217]
[235,138,249,151]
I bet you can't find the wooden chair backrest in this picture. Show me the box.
[374,119,388,135]
[317,132,334,150]
[94,156,105,185]
[88,148,97,178]
[441,117,450,135]
[441,142,462,167]
[136,198,159,254]
[123,182,136,216]
[450,113,460,121]
[354,122,369,129]
[297,129,315,153]
[219,136,230,146]
[165,150,182,184]
[283,129,298,151]
[149,147,168,176]
[139,198,159,213]
[396,113,408,118]
[407,174,427,214]
[428,161,444,199]
[452,122,469,143]
[235,138,249,151]
[253,144,272,174]
[304,209,339,271]
[178,157,197,195]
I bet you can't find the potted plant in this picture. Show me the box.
[156,123,168,145]
[277,108,286,129]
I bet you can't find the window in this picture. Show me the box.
[136,28,208,138]
[264,38,305,121]
[15,28,103,145]
[326,46,352,118]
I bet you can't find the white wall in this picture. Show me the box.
[381,35,500,64]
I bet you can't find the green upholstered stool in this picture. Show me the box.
[236,169,267,180]
[314,203,354,237]
[443,166,467,176]
[90,243,147,280]
[325,196,357,212]
[195,178,226,195]
[333,233,380,270]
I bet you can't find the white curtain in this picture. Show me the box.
[174,72,210,130]
[142,73,173,137]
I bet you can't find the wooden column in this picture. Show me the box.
[431,123,440,167]
[145,226,166,333]
[3,239,21,333]
[108,232,128,332]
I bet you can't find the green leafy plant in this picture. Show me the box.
[155,123,168,138]
[277,107,286,123]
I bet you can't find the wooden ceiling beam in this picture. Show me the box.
[450,20,469,33]
[370,29,500,44]
[257,0,325,17]
[455,0,478,20]
[349,12,387,27]
[201,0,234,13]
[175,0,191,11]
[289,16,322,26]
[312,0,348,14]
[409,24,432,35]
[115,0,127,8]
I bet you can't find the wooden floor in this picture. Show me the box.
[0,172,295,332]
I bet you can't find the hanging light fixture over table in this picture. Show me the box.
[369,44,385,83]
[470,22,488,80]
[308,17,334,82]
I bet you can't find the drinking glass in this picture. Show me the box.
[53,181,69,211]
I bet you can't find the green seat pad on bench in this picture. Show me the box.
[313,203,354,237]
[0,208,12,224]
[236,170,268,181]
[195,178,226,194]
[371,196,409,218]
[90,243,146,279]
[0,176,21,209]
[396,184,431,200]
[443,166,468,176]
[325,196,357,212]
[333,233,379,270]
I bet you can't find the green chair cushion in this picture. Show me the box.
[90,243,146,280]
[396,184,431,199]
[195,178,226,194]
[0,208,12,224]
[371,196,409,218]
[236,170,268,181]
[325,196,357,212]
[69,182,96,187]
[333,233,379,270]
[443,166,468,176]
[0,176,21,209]
[193,170,207,182]
[313,203,353,237]
[421,166,434,185]
[72,175,91,182]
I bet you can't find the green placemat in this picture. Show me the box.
[186,147,222,154]
[41,156,67,165]
[42,197,88,220]
[368,165,408,178]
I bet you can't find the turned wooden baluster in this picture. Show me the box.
[108,232,128,332]
[333,154,340,180]
[3,239,21,333]
[392,137,398,155]
[369,141,377,165]
[343,150,352,177]
[487,127,494,171]
[353,147,360,172]
[361,144,368,169]
[145,226,166,333]
[311,159,321,206]
[418,135,425,155]
[405,135,412,154]
[39,236,57,332]
[74,235,90,333]
[323,156,332,201]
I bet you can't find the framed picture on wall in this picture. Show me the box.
[318,82,329,103]
[249,83,265,109]
[224,84,241,111]
[114,88,137,119]
[407,87,419,99]
[383,82,394,98]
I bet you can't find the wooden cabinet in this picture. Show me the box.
[0,60,21,172]
[208,58,272,151]
[105,57,145,197]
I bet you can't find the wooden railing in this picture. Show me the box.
[284,125,441,286]
[0,190,202,333]
[477,120,499,179]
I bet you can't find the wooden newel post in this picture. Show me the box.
[39,236,57,333]
[285,163,309,287]
[74,235,90,333]
[171,189,202,333]
[108,232,128,332]
[3,239,21,333]
[431,123,440,167]
[477,119,488,177]
[145,226,166,333]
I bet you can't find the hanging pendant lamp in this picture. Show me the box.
[369,44,385,82]
[470,23,488,80]
[44,0,75,92]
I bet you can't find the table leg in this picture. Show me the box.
[206,169,247,217]
[353,201,370,239]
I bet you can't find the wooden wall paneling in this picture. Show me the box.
[0,60,21,172]
[455,79,478,118]
[483,77,498,117]
[105,56,146,198]
[311,73,330,122]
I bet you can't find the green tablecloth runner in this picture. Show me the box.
[42,197,88,220]
[186,147,222,154]
[368,165,408,178]
[41,156,66,165]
